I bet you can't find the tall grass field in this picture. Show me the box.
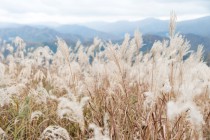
[0,14,209,139]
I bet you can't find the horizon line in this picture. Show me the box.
[0,14,209,26]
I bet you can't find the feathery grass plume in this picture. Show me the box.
[167,101,205,140]
[120,33,130,58]
[88,113,110,140]
[195,45,204,62]
[33,46,53,66]
[134,30,142,51]
[187,105,205,126]
[50,75,67,94]
[126,37,139,64]
[0,74,15,86]
[52,49,65,67]
[87,37,101,57]
[169,34,191,61]
[0,62,5,77]
[6,44,14,53]
[30,111,43,122]
[56,37,70,62]
[0,127,8,140]
[13,36,26,50]
[34,70,46,82]
[74,40,82,53]
[6,55,17,75]
[0,83,25,107]
[0,90,12,107]
[40,125,70,140]
[143,91,156,108]
[56,37,76,92]
[167,101,204,126]
[46,70,52,83]
[13,36,26,60]
[48,90,59,101]
[161,80,171,93]
[167,101,184,120]
[57,95,89,132]
[169,11,177,38]
[18,64,32,81]
[77,44,89,67]
[28,85,49,104]
[88,123,110,140]
[75,81,87,96]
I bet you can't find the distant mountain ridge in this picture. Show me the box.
[0,26,83,51]
[177,16,210,37]
[83,16,210,37]
[0,16,209,54]
[83,18,169,37]
[54,24,118,41]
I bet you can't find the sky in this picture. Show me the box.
[0,0,209,24]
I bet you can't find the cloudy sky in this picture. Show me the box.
[0,0,209,24]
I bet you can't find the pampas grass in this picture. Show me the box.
[0,13,210,139]
[40,125,71,140]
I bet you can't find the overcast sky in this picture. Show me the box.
[0,0,209,24]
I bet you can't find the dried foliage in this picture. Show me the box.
[0,15,210,140]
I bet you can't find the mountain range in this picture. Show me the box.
[0,16,210,54]
[82,16,210,37]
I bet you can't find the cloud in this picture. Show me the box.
[0,0,209,23]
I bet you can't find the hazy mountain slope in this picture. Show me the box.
[55,24,118,40]
[83,16,210,37]
[184,33,210,52]
[83,20,140,36]
[177,16,210,37]
[0,26,83,44]
[138,18,169,36]
[0,26,83,52]
[83,18,169,37]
